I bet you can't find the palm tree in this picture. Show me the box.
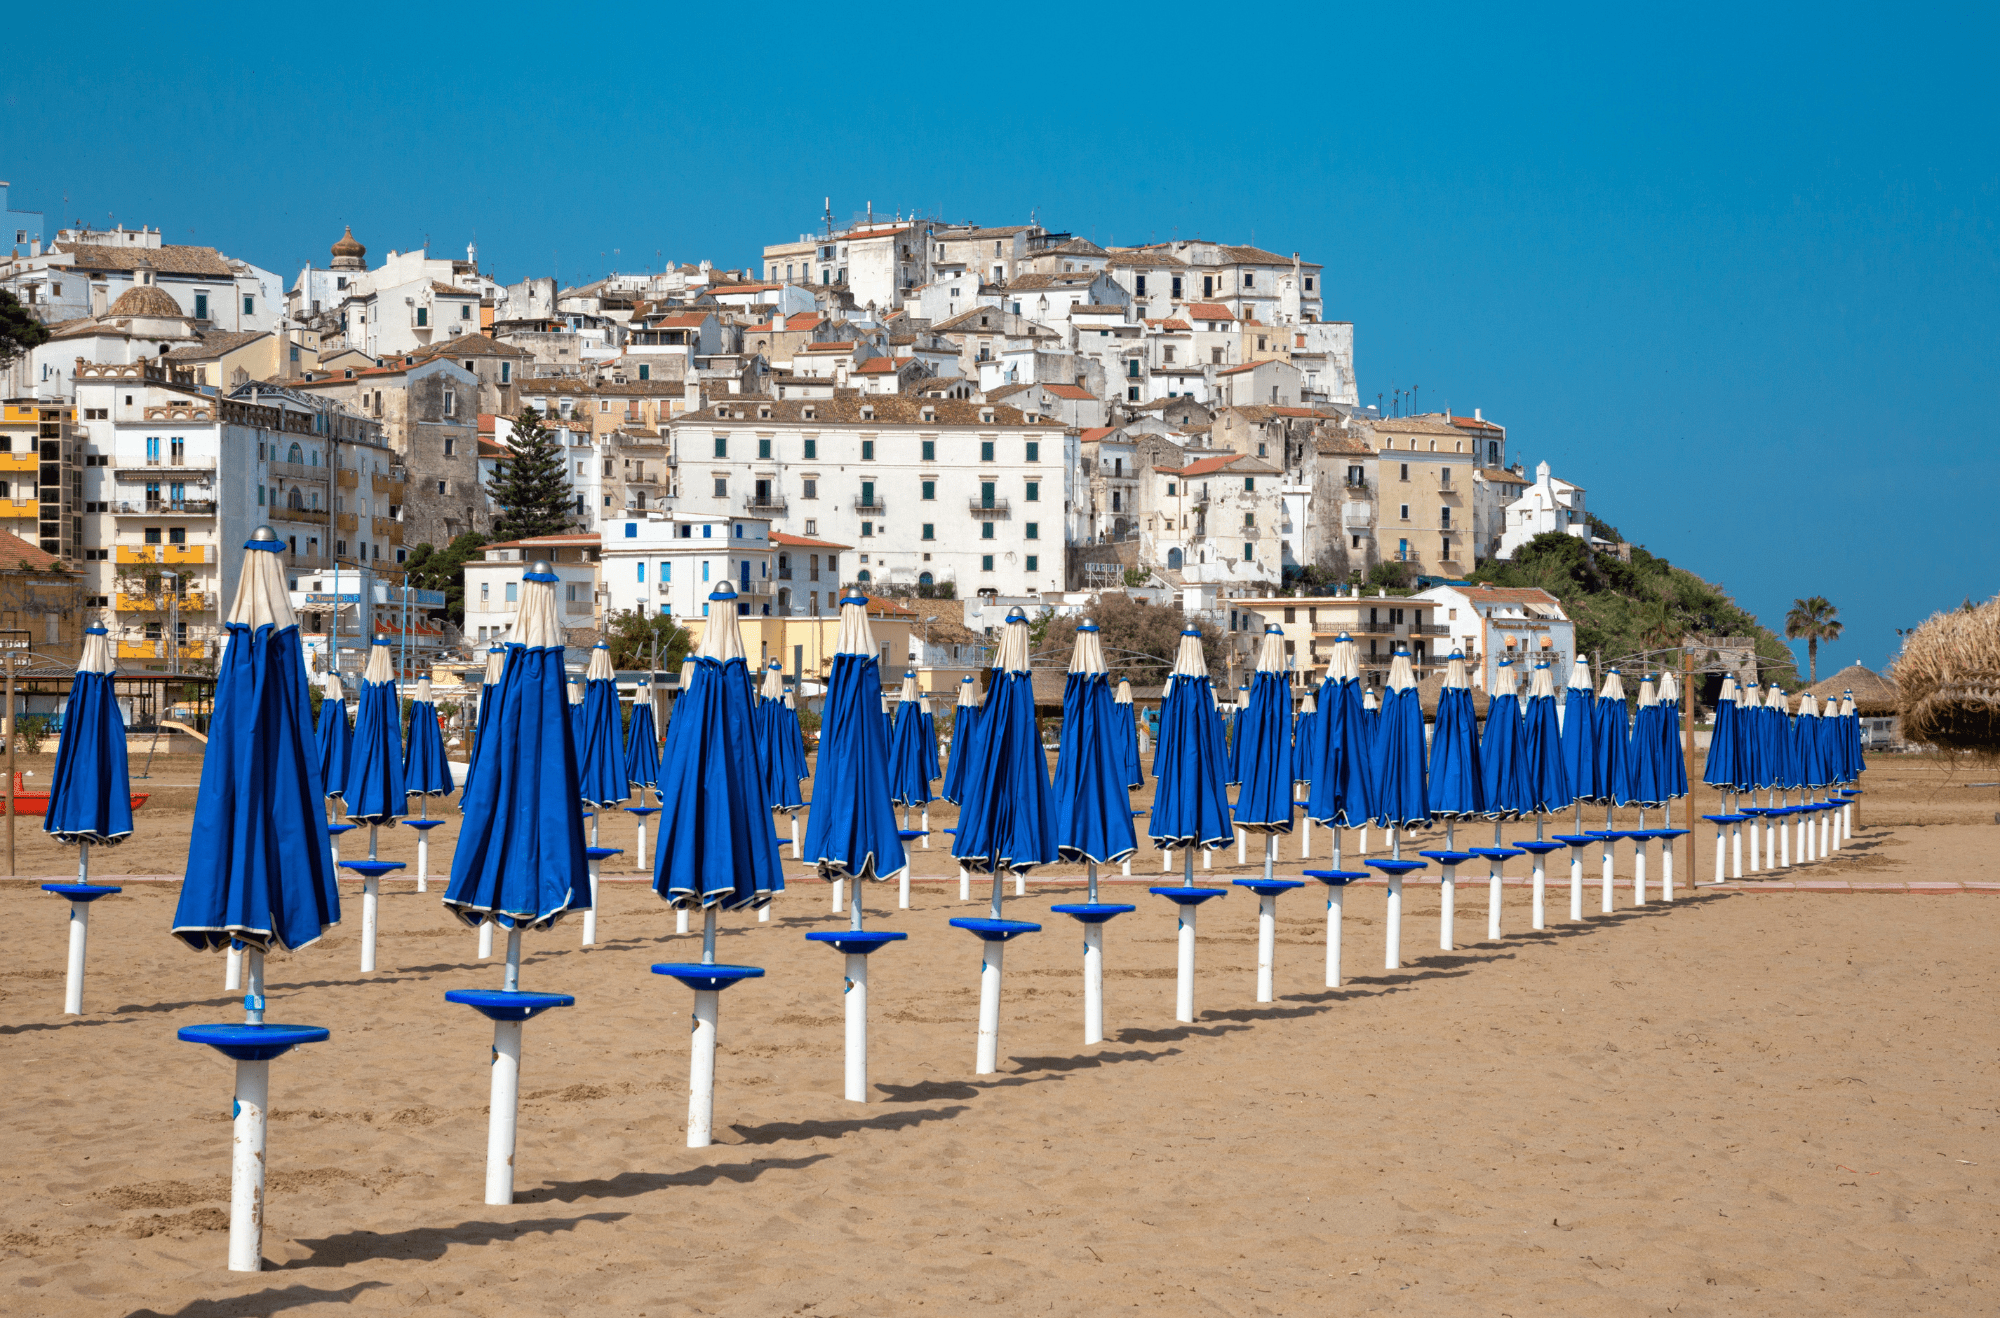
[1784,596,1843,684]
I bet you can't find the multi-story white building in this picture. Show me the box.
[461,533,604,645]
[1136,451,1287,586]
[670,391,1075,600]
[598,512,777,622]
[1409,583,1576,690]
[289,228,498,358]
[1495,460,1589,559]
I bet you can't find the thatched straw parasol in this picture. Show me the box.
[1413,667,1493,720]
[1806,663,1899,719]
[1890,598,2000,751]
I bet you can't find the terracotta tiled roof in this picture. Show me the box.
[52,242,235,276]
[1216,361,1270,376]
[772,531,853,551]
[1107,250,1186,268]
[853,357,908,375]
[414,333,528,361]
[1042,383,1094,400]
[1219,244,1318,268]
[430,282,477,297]
[483,533,601,551]
[1172,454,1267,477]
[477,439,508,458]
[1006,272,1096,290]
[165,329,266,361]
[952,226,1034,241]
[1077,426,1120,443]
[1450,414,1504,432]
[0,532,65,572]
[1185,303,1237,322]
[646,312,710,329]
[1144,317,1194,332]
[800,340,859,353]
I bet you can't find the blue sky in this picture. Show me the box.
[7,2,1994,677]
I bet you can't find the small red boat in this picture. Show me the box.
[2,772,150,816]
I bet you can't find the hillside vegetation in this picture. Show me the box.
[1468,531,1797,686]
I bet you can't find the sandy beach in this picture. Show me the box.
[1,754,1995,1316]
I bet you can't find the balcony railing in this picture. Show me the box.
[113,500,216,515]
[116,592,212,613]
[853,498,886,514]
[115,460,213,475]
[564,598,595,616]
[1411,622,1452,637]
[746,496,788,515]
[969,499,1010,519]
[116,544,213,566]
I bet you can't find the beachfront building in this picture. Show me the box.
[1225,589,1447,687]
[462,533,604,645]
[1410,582,1576,689]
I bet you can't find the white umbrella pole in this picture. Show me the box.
[1203,845,1212,872]
[899,866,911,910]
[226,1056,271,1272]
[1440,825,1457,950]
[1570,846,1584,920]
[226,941,242,989]
[688,906,721,1147]
[484,1016,523,1205]
[417,795,429,892]
[831,876,844,914]
[959,863,971,901]
[788,811,798,858]
[1778,804,1790,868]
[583,814,599,946]
[637,808,649,867]
[1083,921,1104,1044]
[1487,852,1503,942]
[1174,900,1199,1023]
[1015,869,1026,896]
[1326,829,1344,987]
[1385,827,1402,971]
[1531,847,1547,931]
[477,921,494,959]
[1713,825,1725,885]
[1748,806,1760,871]
[843,950,869,1101]
[921,804,930,848]
[677,906,691,934]
[1663,834,1677,900]
[1634,810,1648,903]
[1256,837,1278,1003]
[1600,807,1615,913]
[63,843,91,1014]
[1732,814,1744,877]
[1237,831,1247,866]
[1161,843,1171,873]
[975,938,1005,1074]
[360,825,380,974]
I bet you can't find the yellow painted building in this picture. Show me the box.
[0,403,64,550]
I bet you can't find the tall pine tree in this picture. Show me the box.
[486,407,576,542]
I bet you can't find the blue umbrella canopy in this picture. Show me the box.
[1232,627,1296,834]
[172,528,339,951]
[1428,651,1484,820]
[1148,627,1236,852]
[886,668,935,807]
[1224,681,1250,787]
[626,677,663,794]
[1561,656,1600,804]
[1792,692,1827,789]
[1657,668,1689,801]
[1702,675,1740,793]
[1626,675,1668,809]
[952,606,1060,873]
[754,663,803,811]
[920,690,941,785]
[940,674,984,805]
[801,593,908,884]
[1735,680,1765,790]
[1762,683,1798,791]
[568,676,586,757]
[315,670,351,802]
[780,686,810,794]
[1291,689,1319,790]
[1520,659,1573,816]
[1839,690,1863,782]
[1593,668,1633,807]
[460,644,506,802]
[1113,677,1144,790]
[1480,657,1527,819]
[1052,620,1139,865]
[343,637,408,825]
[1305,633,1373,828]
[44,626,134,846]
[443,562,590,930]
[652,584,785,909]
[403,676,452,797]
[1369,648,1430,830]
[576,643,629,809]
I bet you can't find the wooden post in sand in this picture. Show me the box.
[1682,647,1696,888]
[5,648,14,876]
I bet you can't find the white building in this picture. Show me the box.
[1409,583,1577,690]
[462,533,604,644]
[289,228,498,358]
[598,512,777,623]
[672,391,1075,601]
[1495,460,1590,559]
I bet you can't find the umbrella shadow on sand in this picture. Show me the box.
[1,1014,142,1037]
[125,1281,391,1318]
[1111,1021,1253,1045]
[1008,1047,1182,1074]
[277,1212,628,1270]
[518,1153,831,1204]
[728,1104,971,1143]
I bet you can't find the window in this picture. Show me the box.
[981,522,995,541]
[1024,481,1039,502]
[861,521,874,538]
[1166,481,1177,496]
[860,480,876,508]
[461,303,472,320]
[980,481,995,508]
[980,440,994,462]
[921,439,935,462]
[1025,522,1039,540]
[981,554,994,572]
[921,523,935,540]
[1244,542,1254,559]
[802,437,817,460]
[1025,441,1039,462]
[713,435,728,458]
[505,582,518,603]
[194,293,209,320]
[1243,513,1255,528]
[437,480,447,494]
[714,477,728,498]
[243,294,255,316]
[415,306,427,327]
[802,478,818,499]
[1399,462,1409,481]
[144,527,161,544]
[804,520,817,536]
[443,389,456,417]
[921,479,935,500]
[444,437,456,457]
[758,436,771,459]
[1244,477,1256,493]
[1399,504,1410,520]
[861,439,874,461]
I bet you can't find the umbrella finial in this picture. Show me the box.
[249,524,278,543]
[528,560,555,578]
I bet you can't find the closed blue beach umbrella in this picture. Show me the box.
[343,638,408,973]
[576,643,629,945]
[1145,627,1234,1023]
[170,527,337,1270]
[1305,633,1374,857]
[1292,689,1320,792]
[1480,656,1527,838]
[1049,621,1140,1041]
[940,675,983,805]
[1366,648,1430,969]
[1626,675,1667,810]
[1421,651,1481,950]
[1560,655,1598,828]
[1521,659,1572,826]
[1114,677,1144,789]
[1703,675,1740,801]
[887,668,935,811]
[920,688,940,785]
[315,670,350,811]
[400,675,451,893]
[1230,627,1306,1002]
[950,607,1057,1071]
[626,675,665,864]
[42,624,132,1014]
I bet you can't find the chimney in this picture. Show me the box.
[1474,408,1482,421]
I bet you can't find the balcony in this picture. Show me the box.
[336,512,358,532]
[564,598,595,616]
[968,499,1010,519]
[112,500,216,516]
[371,473,407,497]
[745,495,788,516]
[853,497,887,514]
[116,592,212,614]
[117,641,204,662]
[269,506,327,527]
[114,460,213,476]
[737,579,773,598]
[269,460,327,482]
[1411,622,1452,637]
[116,544,212,566]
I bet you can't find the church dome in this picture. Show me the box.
[330,225,366,270]
[107,282,184,318]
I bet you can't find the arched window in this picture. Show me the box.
[1167,547,1184,571]
[857,570,872,584]
[286,486,305,511]
[918,572,933,587]
[287,442,303,464]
